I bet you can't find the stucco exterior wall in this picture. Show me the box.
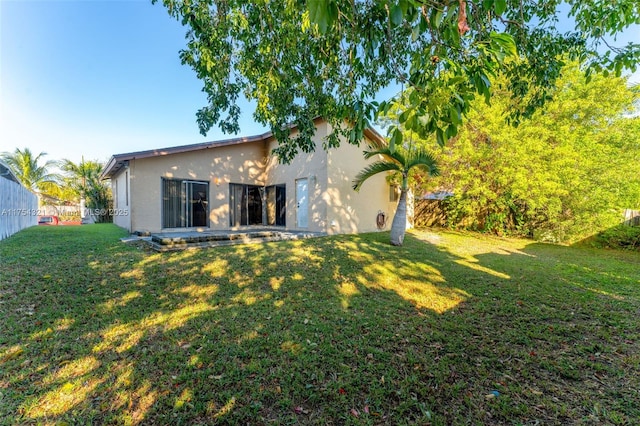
[126,141,267,233]
[265,122,329,233]
[266,121,396,234]
[109,120,397,235]
[111,168,131,231]
[325,127,395,235]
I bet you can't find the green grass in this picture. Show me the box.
[1,224,639,425]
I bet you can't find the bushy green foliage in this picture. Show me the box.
[586,225,640,251]
[416,64,640,243]
[154,0,639,160]
[61,159,113,223]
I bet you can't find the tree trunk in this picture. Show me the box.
[390,188,407,246]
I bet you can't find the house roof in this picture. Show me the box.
[0,160,20,184]
[100,132,273,180]
[100,119,386,179]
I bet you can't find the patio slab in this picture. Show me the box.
[123,228,326,251]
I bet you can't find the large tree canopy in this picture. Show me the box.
[415,63,640,242]
[154,0,639,161]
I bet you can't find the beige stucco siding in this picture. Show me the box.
[325,131,394,235]
[266,121,396,234]
[265,122,329,232]
[127,141,267,233]
[108,119,397,235]
[111,168,131,230]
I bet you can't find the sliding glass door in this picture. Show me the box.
[162,178,209,228]
[265,184,286,226]
[184,181,209,228]
[229,183,285,227]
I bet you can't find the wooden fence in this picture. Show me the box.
[0,173,38,240]
[415,202,640,229]
[624,209,640,227]
[414,199,448,228]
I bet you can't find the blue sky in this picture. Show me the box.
[1,1,638,167]
[1,0,265,166]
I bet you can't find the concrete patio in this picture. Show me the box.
[122,228,326,251]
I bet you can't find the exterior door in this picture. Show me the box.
[296,178,308,228]
[266,184,286,226]
[184,181,208,227]
[162,178,208,229]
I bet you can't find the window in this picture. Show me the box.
[389,184,399,202]
[229,183,285,227]
[114,179,118,208]
[162,178,209,228]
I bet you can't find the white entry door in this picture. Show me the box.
[296,178,308,228]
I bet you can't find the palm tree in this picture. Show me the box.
[1,148,59,194]
[61,158,112,223]
[60,158,104,198]
[353,141,439,246]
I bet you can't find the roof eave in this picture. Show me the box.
[100,118,384,179]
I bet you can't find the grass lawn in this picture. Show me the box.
[1,224,639,425]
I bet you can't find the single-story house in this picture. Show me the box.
[101,118,400,235]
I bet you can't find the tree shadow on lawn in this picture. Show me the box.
[1,225,639,424]
[415,231,640,423]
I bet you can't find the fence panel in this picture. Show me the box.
[0,177,38,241]
[414,199,448,228]
[623,209,640,227]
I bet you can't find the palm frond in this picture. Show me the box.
[1,148,60,192]
[352,161,401,191]
[406,148,440,177]
[363,147,406,167]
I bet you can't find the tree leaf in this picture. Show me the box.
[412,24,421,41]
[399,0,409,14]
[433,10,443,28]
[490,32,518,57]
[445,123,458,138]
[308,0,336,33]
[410,114,418,130]
[391,4,404,26]
[390,128,403,152]
[449,105,462,125]
[436,127,445,147]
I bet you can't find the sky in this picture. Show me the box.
[1,0,265,166]
[1,0,639,167]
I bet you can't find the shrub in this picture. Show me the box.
[588,225,640,251]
